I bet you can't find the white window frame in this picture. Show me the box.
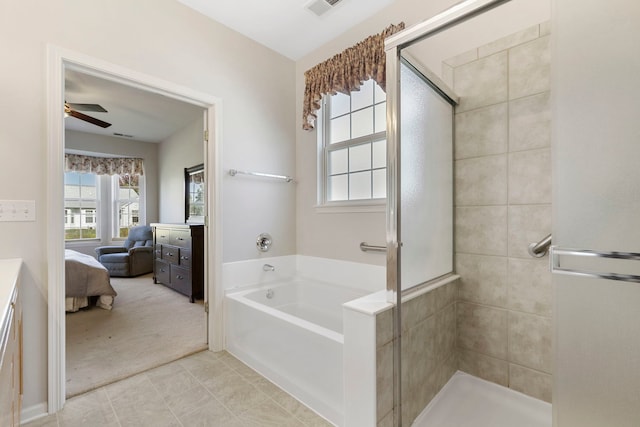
[111,173,146,240]
[316,82,387,213]
[64,171,146,244]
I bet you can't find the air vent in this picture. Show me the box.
[305,0,343,16]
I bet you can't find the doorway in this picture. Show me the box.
[47,46,223,412]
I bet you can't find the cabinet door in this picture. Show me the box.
[0,309,15,427]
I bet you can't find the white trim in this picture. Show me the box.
[20,402,49,425]
[46,45,223,412]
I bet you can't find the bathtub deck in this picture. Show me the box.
[413,371,551,427]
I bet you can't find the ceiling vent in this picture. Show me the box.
[305,0,343,17]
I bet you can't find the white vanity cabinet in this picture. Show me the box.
[0,259,23,427]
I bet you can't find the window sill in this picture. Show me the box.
[315,200,386,214]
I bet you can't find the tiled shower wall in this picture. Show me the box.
[376,279,458,426]
[445,22,553,402]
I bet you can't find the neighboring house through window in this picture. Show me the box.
[319,79,387,207]
[64,171,145,242]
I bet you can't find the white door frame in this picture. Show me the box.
[46,45,224,412]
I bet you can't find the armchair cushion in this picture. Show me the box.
[95,225,154,277]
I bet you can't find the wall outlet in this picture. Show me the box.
[0,200,36,222]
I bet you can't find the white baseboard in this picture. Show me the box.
[20,402,49,425]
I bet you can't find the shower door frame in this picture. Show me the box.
[384,0,512,425]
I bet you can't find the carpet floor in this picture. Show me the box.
[65,273,207,398]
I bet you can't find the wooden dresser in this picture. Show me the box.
[151,224,204,302]
[0,259,22,427]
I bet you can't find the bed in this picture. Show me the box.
[65,249,117,312]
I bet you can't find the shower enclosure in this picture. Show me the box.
[384,0,552,425]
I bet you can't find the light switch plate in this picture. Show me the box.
[0,200,36,222]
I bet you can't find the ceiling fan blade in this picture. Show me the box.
[66,103,108,113]
[68,109,112,128]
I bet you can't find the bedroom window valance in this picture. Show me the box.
[65,154,144,176]
[302,22,405,131]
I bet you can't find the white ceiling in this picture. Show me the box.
[176,0,395,60]
[65,70,204,143]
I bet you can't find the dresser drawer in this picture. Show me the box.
[179,249,192,268]
[154,259,170,284]
[170,265,191,295]
[162,246,180,264]
[155,228,171,244]
[154,244,163,259]
[170,229,191,248]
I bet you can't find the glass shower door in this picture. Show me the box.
[398,60,454,291]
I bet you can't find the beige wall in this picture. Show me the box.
[0,0,295,410]
[158,116,204,224]
[452,23,553,402]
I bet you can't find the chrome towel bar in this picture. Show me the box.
[528,233,552,257]
[551,247,640,284]
[229,169,293,183]
[360,242,386,253]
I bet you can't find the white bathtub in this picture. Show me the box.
[225,277,369,426]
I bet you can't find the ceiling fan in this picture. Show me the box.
[64,102,112,128]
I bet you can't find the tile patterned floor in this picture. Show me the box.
[24,351,333,427]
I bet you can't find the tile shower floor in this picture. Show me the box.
[24,350,332,427]
[413,371,552,427]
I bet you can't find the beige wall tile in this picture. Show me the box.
[455,103,508,159]
[377,341,394,422]
[509,36,551,100]
[377,410,394,427]
[454,52,508,112]
[434,279,459,311]
[456,253,508,307]
[455,155,508,206]
[457,302,508,359]
[478,25,539,58]
[509,92,551,152]
[444,48,478,67]
[455,206,508,256]
[402,290,436,333]
[508,257,552,317]
[436,304,457,363]
[508,148,551,205]
[509,364,552,403]
[508,204,552,258]
[509,312,552,373]
[376,308,394,347]
[458,348,509,386]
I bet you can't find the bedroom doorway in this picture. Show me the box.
[47,46,224,411]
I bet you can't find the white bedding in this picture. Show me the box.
[65,249,117,312]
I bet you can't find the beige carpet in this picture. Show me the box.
[65,273,207,398]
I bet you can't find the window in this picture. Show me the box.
[64,171,145,242]
[113,174,142,238]
[64,172,98,240]
[320,79,387,205]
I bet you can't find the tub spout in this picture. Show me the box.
[263,264,275,272]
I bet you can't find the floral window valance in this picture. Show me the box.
[65,153,144,176]
[302,22,405,131]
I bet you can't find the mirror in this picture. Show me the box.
[185,163,205,224]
